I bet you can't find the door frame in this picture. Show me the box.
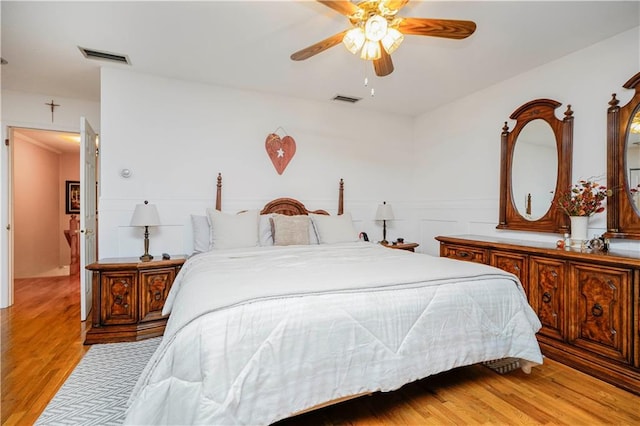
[0,122,95,310]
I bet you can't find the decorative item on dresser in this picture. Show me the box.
[556,179,608,247]
[84,256,187,344]
[436,234,640,395]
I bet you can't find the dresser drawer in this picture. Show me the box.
[440,244,488,264]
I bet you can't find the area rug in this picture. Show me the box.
[36,337,160,425]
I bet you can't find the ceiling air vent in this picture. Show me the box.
[78,46,131,65]
[332,94,361,104]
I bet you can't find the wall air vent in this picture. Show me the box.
[78,46,131,65]
[332,94,361,103]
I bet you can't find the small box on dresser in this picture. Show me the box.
[84,255,187,344]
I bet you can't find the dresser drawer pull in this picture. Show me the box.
[457,251,470,258]
[542,292,552,303]
[591,303,603,317]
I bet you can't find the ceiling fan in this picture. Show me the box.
[291,0,476,77]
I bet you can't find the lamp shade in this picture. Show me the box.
[130,201,161,227]
[375,201,394,221]
[343,27,365,54]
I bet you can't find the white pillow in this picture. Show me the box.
[271,214,311,246]
[191,214,210,253]
[310,212,359,244]
[259,214,274,246]
[206,209,259,250]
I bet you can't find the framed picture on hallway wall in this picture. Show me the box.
[65,180,80,214]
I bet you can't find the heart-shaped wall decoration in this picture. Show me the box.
[265,133,296,175]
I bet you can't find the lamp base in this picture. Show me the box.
[380,240,389,245]
[139,253,153,262]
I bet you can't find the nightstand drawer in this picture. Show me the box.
[139,267,177,322]
[101,272,137,325]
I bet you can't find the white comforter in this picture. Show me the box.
[125,242,542,425]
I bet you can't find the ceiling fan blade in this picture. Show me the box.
[373,42,394,77]
[316,0,360,17]
[398,17,476,39]
[380,0,410,12]
[291,30,348,61]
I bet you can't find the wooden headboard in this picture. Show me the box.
[214,173,344,216]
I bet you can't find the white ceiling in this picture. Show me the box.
[13,128,80,154]
[1,1,639,117]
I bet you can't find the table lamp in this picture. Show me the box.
[375,201,394,244]
[130,200,161,261]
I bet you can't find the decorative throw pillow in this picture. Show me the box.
[310,212,359,244]
[206,209,259,250]
[271,214,311,246]
[191,214,211,253]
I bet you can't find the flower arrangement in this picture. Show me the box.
[556,179,608,217]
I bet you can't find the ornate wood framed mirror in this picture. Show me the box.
[606,71,640,240]
[497,99,573,234]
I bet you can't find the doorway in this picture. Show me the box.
[11,128,81,279]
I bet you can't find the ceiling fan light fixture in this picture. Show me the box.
[360,39,381,60]
[381,27,404,54]
[343,27,366,54]
[364,15,388,42]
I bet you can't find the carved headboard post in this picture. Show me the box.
[215,172,222,211]
[338,178,344,215]
[215,174,344,216]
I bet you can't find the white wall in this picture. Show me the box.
[412,27,640,255]
[99,68,415,258]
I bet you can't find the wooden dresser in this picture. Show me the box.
[85,255,187,344]
[436,234,640,395]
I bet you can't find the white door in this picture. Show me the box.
[80,117,98,320]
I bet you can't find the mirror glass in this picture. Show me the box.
[626,106,640,214]
[512,119,557,221]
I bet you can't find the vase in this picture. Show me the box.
[569,216,589,247]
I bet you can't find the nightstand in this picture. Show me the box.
[382,242,419,252]
[84,255,187,344]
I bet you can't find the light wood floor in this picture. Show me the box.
[2,276,640,425]
[1,275,88,426]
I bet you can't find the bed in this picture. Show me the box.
[124,175,543,425]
